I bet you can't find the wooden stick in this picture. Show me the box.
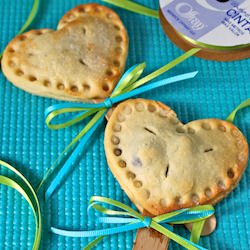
[133,209,170,250]
[133,228,170,250]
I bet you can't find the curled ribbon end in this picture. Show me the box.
[193,71,199,77]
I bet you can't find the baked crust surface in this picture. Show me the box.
[105,99,249,215]
[2,4,128,101]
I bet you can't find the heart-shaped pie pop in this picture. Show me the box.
[1,4,128,101]
[104,99,248,215]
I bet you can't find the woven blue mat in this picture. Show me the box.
[0,0,250,249]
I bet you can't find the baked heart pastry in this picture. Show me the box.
[104,99,248,215]
[1,4,128,101]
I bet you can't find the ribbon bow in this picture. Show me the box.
[51,196,215,250]
[37,49,200,200]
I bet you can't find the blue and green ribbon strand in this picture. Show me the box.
[0,0,40,60]
[0,160,42,250]
[51,196,215,250]
[37,48,201,200]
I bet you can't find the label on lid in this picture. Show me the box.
[160,0,250,47]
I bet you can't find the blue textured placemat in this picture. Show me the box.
[0,0,250,249]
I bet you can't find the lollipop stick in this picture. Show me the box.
[133,207,171,250]
[133,228,170,250]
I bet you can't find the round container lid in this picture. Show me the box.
[159,0,250,50]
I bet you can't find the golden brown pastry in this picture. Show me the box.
[1,3,128,101]
[104,99,248,215]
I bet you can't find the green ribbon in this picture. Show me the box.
[226,98,250,123]
[103,0,159,18]
[0,160,42,250]
[0,0,40,60]
[178,32,250,51]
